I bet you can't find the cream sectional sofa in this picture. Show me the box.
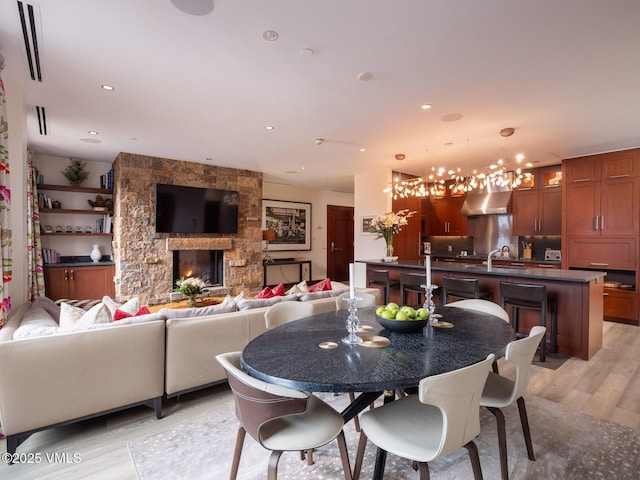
[0,287,380,454]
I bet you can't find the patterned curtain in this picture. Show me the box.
[0,53,13,327]
[27,152,44,300]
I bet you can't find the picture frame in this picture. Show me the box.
[262,199,312,251]
[361,215,378,235]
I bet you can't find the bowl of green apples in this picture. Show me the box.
[375,302,430,333]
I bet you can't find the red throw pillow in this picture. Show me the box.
[113,306,151,321]
[272,283,286,296]
[255,287,275,299]
[308,278,332,292]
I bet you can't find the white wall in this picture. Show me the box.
[262,181,353,285]
[353,169,392,287]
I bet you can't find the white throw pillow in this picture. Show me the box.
[285,280,309,295]
[102,296,140,318]
[59,302,112,329]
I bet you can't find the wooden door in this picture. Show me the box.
[392,197,422,259]
[565,155,601,182]
[448,195,468,235]
[429,198,448,235]
[326,205,354,282]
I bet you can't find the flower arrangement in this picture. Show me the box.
[174,277,209,307]
[369,209,417,257]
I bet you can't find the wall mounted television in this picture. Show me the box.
[155,183,239,234]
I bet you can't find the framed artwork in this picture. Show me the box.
[361,215,377,235]
[262,199,312,251]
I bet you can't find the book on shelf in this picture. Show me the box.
[96,214,112,233]
[42,248,60,264]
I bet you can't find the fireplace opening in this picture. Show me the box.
[173,250,223,287]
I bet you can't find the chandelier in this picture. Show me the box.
[385,128,533,199]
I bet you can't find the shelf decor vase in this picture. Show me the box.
[90,244,102,263]
[384,230,394,257]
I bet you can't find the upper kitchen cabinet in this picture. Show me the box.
[565,150,640,236]
[512,165,562,236]
[427,188,468,236]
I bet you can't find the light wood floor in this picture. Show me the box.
[1,320,639,479]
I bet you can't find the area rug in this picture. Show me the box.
[129,391,640,480]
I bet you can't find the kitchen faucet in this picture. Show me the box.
[487,249,501,271]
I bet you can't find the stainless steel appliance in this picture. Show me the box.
[545,249,561,261]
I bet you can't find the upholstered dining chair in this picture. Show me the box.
[480,326,546,480]
[264,301,314,329]
[216,351,353,480]
[335,291,377,311]
[447,298,510,322]
[353,354,495,480]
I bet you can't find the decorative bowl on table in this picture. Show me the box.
[375,303,430,333]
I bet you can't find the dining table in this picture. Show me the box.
[241,304,516,479]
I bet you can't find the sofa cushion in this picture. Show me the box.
[272,283,286,296]
[255,287,275,299]
[102,296,140,318]
[59,302,112,329]
[297,288,349,302]
[285,280,310,295]
[12,305,60,339]
[31,296,61,322]
[113,306,151,321]
[159,294,238,319]
[236,294,298,311]
[308,278,332,292]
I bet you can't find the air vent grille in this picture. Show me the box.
[36,105,47,135]
[17,1,42,82]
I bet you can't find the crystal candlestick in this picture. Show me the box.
[342,296,363,344]
[421,284,439,323]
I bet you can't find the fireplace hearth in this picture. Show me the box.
[173,250,223,287]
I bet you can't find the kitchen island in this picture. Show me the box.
[359,259,606,360]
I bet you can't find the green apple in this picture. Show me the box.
[380,310,395,320]
[416,308,429,319]
[400,306,417,318]
[395,311,409,321]
[375,306,387,316]
[385,302,399,311]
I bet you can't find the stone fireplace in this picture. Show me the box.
[173,250,223,287]
[112,153,264,305]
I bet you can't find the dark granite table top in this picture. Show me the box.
[241,306,516,393]
[359,259,606,283]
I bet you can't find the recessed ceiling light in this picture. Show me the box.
[262,30,279,41]
[357,72,373,81]
[421,104,432,110]
[101,85,114,91]
[360,148,366,152]
[80,138,101,144]
[300,167,306,171]
[301,48,314,56]
[444,142,453,147]
[88,130,99,135]
[265,125,274,130]
[205,157,213,162]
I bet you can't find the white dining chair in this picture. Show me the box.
[480,325,546,480]
[264,301,314,329]
[216,352,353,480]
[353,354,495,480]
[447,298,510,322]
[335,291,377,311]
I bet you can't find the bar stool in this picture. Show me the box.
[367,269,398,304]
[399,272,427,307]
[442,276,493,304]
[499,281,558,362]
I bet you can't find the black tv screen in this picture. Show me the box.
[155,184,239,234]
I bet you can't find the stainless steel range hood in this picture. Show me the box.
[460,190,512,215]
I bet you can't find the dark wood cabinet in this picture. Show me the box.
[428,194,467,236]
[513,165,562,235]
[45,264,115,300]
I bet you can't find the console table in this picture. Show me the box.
[263,259,312,287]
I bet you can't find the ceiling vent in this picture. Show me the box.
[36,106,47,135]
[17,1,42,81]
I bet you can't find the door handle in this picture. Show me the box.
[593,216,599,231]
[600,215,604,231]
[330,242,336,253]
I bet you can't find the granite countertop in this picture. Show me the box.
[358,258,606,283]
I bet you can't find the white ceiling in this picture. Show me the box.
[1,0,639,193]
